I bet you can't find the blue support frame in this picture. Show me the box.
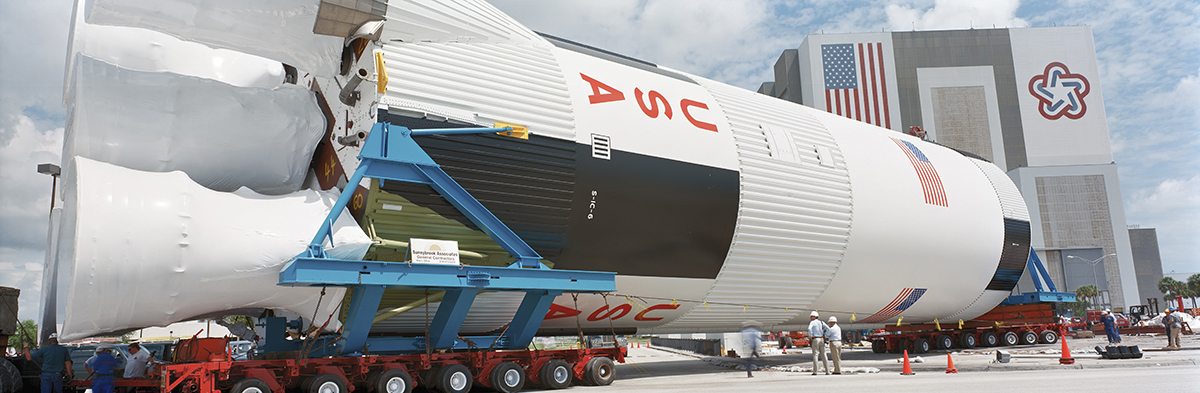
[279,122,617,356]
[1001,250,1076,305]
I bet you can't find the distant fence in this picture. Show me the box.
[649,337,721,356]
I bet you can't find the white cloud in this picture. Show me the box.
[1126,176,1200,274]
[885,0,1028,31]
[490,0,810,90]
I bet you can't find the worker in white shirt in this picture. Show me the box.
[825,316,843,375]
[808,311,829,375]
[123,343,152,378]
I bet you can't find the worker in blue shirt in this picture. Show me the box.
[24,333,74,393]
[85,346,118,393]
[1100,310,1121,344]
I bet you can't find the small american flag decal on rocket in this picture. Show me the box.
[861,288,928,323]
[890,137,948,207]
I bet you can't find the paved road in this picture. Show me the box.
[529,334,1199,393]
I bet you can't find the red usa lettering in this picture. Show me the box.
[579,73,718,132]
[545,302,682,321]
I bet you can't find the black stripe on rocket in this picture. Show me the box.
[375,111,739,279]
[986,218,1031,291]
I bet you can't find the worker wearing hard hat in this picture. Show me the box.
[1100,310,1121,344]
[1163,308,1182,350]
[85,346,118,393]
[24,333,73,393]
[808,311,830,375]
[825,316,843,375]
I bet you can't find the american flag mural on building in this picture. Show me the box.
[821,43,891,128]
[860,288,928,323]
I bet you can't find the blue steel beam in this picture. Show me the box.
[504,290,561,347]
[427,289,478,348]
[280,258,615,293]
[340,285,385,355]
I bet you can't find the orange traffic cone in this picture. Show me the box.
[781,343,787,354]
[901,350,916,375]
[1059,334,1075,365]
[945,353,958,373]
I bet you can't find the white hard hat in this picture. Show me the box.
[828,316,837,323]
[48,333,58,339]
[810,311,820,317]
[1101,310,1109,315]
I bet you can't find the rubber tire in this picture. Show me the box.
[538,360,571,390]
[1001,331,1019,346]
[912,338,930,354]
[1039,330,1059,344]
[980,332,998,347]
[780,336,794,349]
[871,340,886,354]
[936,335,953,350]
[583,357,615,386]
[372,369,413,393]
[1019,331,1038,345]
[959,334,977,349]
[434,364,472,393]
[230,378,271,393]
[307,374,346,393]
[489,362,524,393]
[0,358,22,393]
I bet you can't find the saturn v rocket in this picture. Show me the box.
[47,0,1029,341]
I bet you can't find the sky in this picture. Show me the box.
[0,0,1197,322]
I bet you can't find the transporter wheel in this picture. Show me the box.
[538,359,572,389]
[935,335,953,350]
[0,359,22,393]
[871,340,886,354]
[1039,330,1059,344]
[230,378,271,393]
[434,364,471,393]
[308,374,346,393]
[959,334,977,349]
[912,338,930,354]
[780,336,794,349]
[891,339,908,354]
[372,369,413,393]
[980,332,998,347]
[1001,331,1019,346]
[1019,331,1038,345]
[583,357,615,386]
[489,362,524,393]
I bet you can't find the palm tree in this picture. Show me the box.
[1188,274,1200,310]
[1075,284,1099,310]
[1158,277,1185,306]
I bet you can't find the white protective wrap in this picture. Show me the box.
[59,158,368,341]
[84,0,343,77]
[63,54,325,195]
[64,0,285,103]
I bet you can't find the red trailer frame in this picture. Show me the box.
[70,347,624,393]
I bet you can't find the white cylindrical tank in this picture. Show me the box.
[363,0,1031,335]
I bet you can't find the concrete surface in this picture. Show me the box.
[508,333,1199,392]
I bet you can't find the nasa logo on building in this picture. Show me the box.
[1028,62,1091,120]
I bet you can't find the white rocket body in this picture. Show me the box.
[49,0,1029,339]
